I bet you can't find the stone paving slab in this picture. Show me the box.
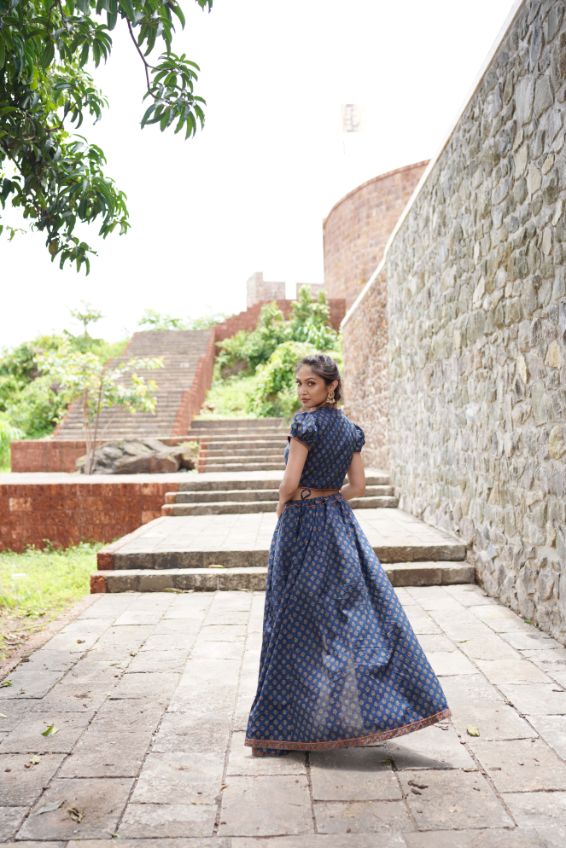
[97,507,467,563]
[1,584,565,845]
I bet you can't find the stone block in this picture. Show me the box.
[313,799,412,834]
[16,777,132,840]
[130,751,224,805]
[218,775,313,836]
[398,769,513,830]
[117,803,217,838]
[467,737,566,791]
[309,746,400,801]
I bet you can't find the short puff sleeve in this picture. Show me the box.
[287,411,318,449]
[352,423,365,452]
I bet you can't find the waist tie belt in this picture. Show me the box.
[284,487,345,540]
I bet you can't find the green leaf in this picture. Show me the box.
[40,40,55,69]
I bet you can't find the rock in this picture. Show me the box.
[76,438,198,475]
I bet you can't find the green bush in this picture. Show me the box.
[288,286,341,350]
[0,333,131,443]
[0,414,23,470]
[247,341,344,419]
[215,288,340,381]
[216,302,288,377]
[6,375,64,439]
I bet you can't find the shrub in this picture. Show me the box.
[248,341,344,418]
[0,414,23,469]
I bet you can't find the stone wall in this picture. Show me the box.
[341,0,566,641]
[323,162,429,308]
[246,272,286,307]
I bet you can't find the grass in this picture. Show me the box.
[197,371,261,418]
[0,541,103,664]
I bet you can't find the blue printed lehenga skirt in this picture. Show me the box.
[244,492,452,755]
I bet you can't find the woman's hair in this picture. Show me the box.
[295,353,342,403]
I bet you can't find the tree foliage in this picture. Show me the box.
[0,0,213,272]
[210,288,343,418]
[36,339,164,472]
[0,328,129,438]
[215,287,341,379]
[138,308,190,330]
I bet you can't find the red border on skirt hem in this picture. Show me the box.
[244,707,452,751]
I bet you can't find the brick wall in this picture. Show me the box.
[0,479,183,552]
[213,297,346,344]
[340,268,389,471]
[323,162,428,308]
[11,436,202,475]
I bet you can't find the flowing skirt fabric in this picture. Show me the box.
[244,493,451,755]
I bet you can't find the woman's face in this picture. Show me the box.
[295,366,338,410]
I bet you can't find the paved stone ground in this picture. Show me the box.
[98,507,465,557]
[1,584,566,846]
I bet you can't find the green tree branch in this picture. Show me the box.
[0,0,213,271]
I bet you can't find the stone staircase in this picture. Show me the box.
[88,415,474,594]
[54,329,213,441]
[92,507,474,593]
[161,473,398,515]
[189,418,291,472]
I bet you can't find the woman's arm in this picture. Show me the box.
[276,437,309,517]
[340,452,366,500]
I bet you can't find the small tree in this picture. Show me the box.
[138,308,190,330]
[36,340,164,473]
[64,300,104,352]
[288,286,340,349]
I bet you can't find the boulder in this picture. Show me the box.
[76,438,198,475]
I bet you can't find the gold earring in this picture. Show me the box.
[327,390,336,404]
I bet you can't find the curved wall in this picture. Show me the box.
[323,162,429,308]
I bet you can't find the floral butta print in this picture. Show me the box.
[245,407,451,755]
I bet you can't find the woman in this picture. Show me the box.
[244,353,451,756]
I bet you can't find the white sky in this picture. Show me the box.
[0,0,518,350]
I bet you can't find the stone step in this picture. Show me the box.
[164,484,395,503]
[203,462,289,472]
[190,428,289,433]
[54,431,192,440]
[173,473,391,490]
[161,495,398,515]
[193,431,287,439]
[203,442,287,454]
[200,452,286,463]
[98,541,467,571]
[91,561,475,593]
[60,411,182,421]
[63,407,184,419]
[55,327,213,439]
[190,418,286,428]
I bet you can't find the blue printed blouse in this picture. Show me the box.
[283,406,365,489]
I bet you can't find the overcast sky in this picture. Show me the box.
[1,0,518,350]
